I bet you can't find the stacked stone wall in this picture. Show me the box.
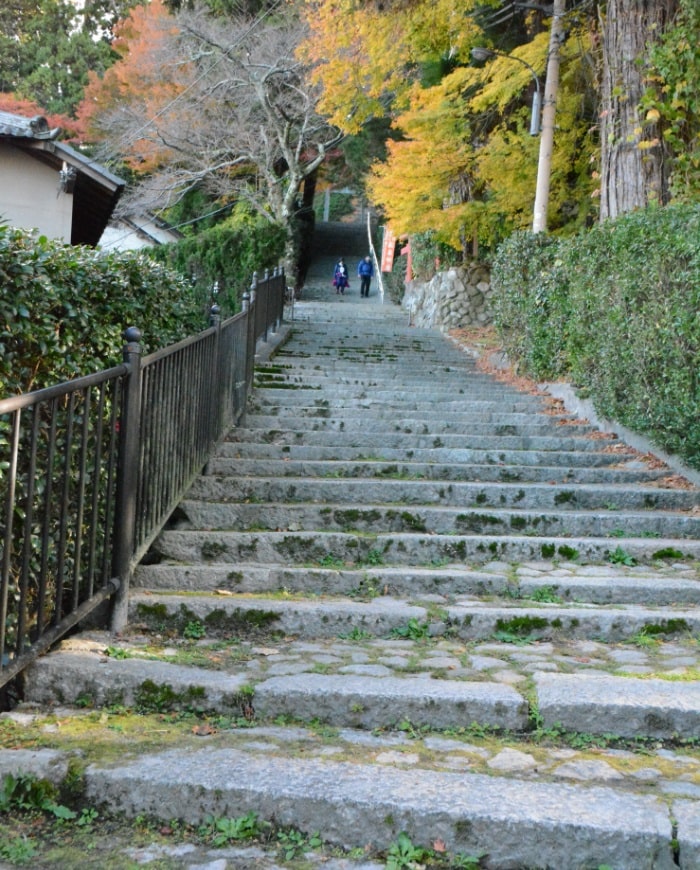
[402,263,493,330]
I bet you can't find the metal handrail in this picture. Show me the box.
[0,268,285,688]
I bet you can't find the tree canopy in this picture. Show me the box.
[301,0,698,254]
[79,0,342,275]
[3,0,696,265]
[0,0,137,117]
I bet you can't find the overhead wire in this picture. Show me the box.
[89,0,288,171]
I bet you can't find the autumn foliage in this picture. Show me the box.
[77,0,186,170]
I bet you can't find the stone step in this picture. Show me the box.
[82,745,684,870]
[151,528,700,566]
[23,618,700,741]
[243,414,592,436]
[217,441,638,467]
[177,499,700,539]
[249,390,546,411]
[24,626,700,743]
[254,672,528,730]
[133,562,700,606]
[188,475,698,511]
[127,591,700,644]
[535,671,700,739]
[24,650,527,732]
[253,376,541,396]
[24,650,251,715]
[208,456,673,485]
[229,430,613,453]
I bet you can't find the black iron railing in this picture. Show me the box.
[0,268,285,688]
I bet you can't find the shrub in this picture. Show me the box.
[148,203,286,314]
[0,226,204,395]
[491,204,700,469]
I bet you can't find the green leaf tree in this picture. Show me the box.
[0,0,137,117]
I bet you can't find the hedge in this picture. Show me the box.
[0,226,204,396]
[148,207,286,315]
[491,204,700,469]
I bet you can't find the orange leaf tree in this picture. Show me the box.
[78,1,342,278]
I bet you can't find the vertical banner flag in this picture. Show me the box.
[381,227,396,273]
[400,240,413,282]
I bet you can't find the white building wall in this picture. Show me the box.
[0,144,73,241]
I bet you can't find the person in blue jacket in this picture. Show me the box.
[357,255,374,297]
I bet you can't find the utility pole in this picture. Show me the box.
[532,0,567,233]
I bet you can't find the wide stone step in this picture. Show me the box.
[229,429,612,453]
[243,414,591,437]
[134,561,700,606]
[188,475,697,511]
[83,746,683,870]
[535,672,700,739]
[209,456,673,485]
[218,441,637,467]
[127,591,700,643]
[250,390,546,412]
[254,673,528,729]
[253,377,545,397]
[24,650,251,714]
[24,651,526,732]
[177,499,700,538]
[151,528,700,566]
[23,624,700,744]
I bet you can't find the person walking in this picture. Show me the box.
[333,258,349,294]
[357,255,374,297]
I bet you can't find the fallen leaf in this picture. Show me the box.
[433,838,447,853]
[192,723,217,736]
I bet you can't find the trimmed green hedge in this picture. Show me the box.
[491,205,700,469]
[148,208,286,315]
[0,226,203,396]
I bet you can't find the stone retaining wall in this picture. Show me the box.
[402,263,493,330]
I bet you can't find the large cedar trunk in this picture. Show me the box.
[599,0,677,219]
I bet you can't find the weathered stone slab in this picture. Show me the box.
[207,456,669,486]
[128,592,426,638]
[25,652,250,714]
[85,747,675,870]
[674,800,700,869]
[179,500,700,539]
[188,474,698,512]
[535,672,700,739]
[0,749,69,785]
[253,673,528,730]
[151,529,700,570]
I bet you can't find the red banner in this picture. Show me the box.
[380,228,396,272]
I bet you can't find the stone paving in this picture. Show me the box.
[5,221,700,869]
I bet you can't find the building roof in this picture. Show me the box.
[0,111,125,246]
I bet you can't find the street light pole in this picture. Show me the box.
[470,47,541,136]
[532,0,567,233]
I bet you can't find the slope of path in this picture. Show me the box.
[9,247,700,870]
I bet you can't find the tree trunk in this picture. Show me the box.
[599,0,677,220]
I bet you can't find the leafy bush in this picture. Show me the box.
[410,231,462,282]
[148,203,286,315]
[491,204,700,468]
[0,226,204,396]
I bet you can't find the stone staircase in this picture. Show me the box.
[7,264,700,868]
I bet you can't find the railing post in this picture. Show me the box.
[110,326,142,633]
[262,269,270,341]
[246,273,257,392]
[277,265,285,329]
[209,303,222,444]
